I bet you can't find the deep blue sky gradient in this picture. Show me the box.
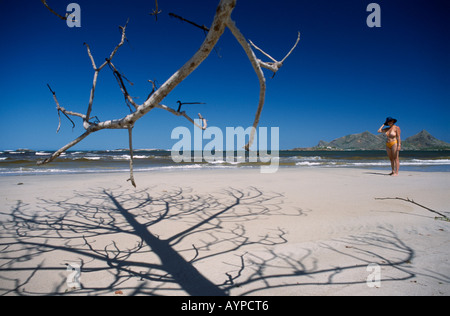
[0,0,449,150]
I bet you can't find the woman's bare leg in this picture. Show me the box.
[387,145,400,176]
[393,145,400,175]
[386,147,395,175]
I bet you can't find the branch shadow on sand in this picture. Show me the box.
[0,185,442,296]
[0,186,296,296]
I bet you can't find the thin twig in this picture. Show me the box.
[168,12,222,58]
[155,104,208,130]
[83,43,97,69]
[127,126,137,188]
[375,197,449,221]
[146,80,158,102]
[41,0,67,21]
[85,20,129,123]
[46,84,77,132]
[106,60,138,111]
[149,0,162,21]
[169,13,210,32]
[281,32,301,63]
[249,31,301,74]
[176,101,206,113]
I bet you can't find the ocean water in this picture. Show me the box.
[0,149,449,176]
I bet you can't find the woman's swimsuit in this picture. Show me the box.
[386,140,398,149]
[386,128,398,149]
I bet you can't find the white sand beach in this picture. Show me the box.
[0,168,449,296]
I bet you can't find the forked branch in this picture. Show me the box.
[226,20,299,150]
[40,0,300,186]
[149,0,162,21]
[249,31,301,75]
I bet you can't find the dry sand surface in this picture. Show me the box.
[0,168,449,296]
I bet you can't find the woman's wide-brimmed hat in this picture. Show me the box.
[384,117,398,125]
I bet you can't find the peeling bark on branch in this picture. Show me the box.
[40,0,300,186]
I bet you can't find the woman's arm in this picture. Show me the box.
[377,124,386,133]
[396,127,402,149]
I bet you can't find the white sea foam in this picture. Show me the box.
[295,161,322,166]
[409,159,450,165]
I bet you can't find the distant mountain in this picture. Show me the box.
[293,130,450,151]
[403,130,450,150]
[316,131,385,150]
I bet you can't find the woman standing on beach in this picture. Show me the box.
[378,117,401,176]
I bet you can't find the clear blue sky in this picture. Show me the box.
[0,0,449,150]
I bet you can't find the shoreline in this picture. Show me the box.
[1,168,449,296]
[1,164,450,179]
[2,149,450,177]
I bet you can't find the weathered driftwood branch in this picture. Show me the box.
[84,20,130,128]
[226,18,266,150]
[40,0,300,186]
[249,31,301,75]
[226,22,299,150]
[375,197,450,221]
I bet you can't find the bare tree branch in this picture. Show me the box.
[249,31,301,74]
[106,59,138,111]
[249,32,300,73]
[127,127,137,188]
[83,43,97,69]
[155,104,208,130]
[46,84,82,133]
[226,18,266,151]
[40,0,67,21]
[40,0,300,185]
[168,12,222,58]
[227,22,300,150]
[281,32,301,64]
[37,131,92,165]
[169,13,210,33]
[84,20,130,127]
[146,80,158,102]
[149,0,162,21]
[375,197,450,221]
